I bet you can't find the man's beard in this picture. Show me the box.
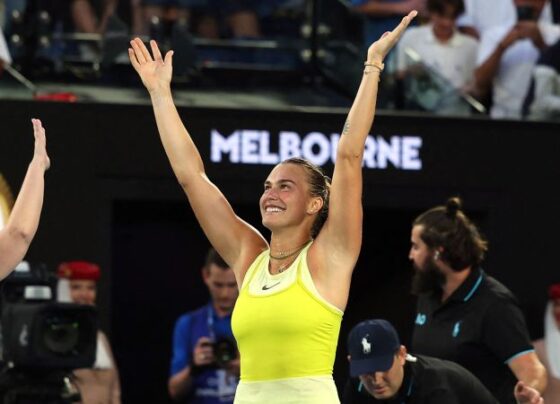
[411,259,446,296]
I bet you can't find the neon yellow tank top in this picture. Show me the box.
[231,242,343,382]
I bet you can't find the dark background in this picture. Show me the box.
[0,99,558,402]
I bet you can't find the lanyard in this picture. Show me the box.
[207,304,216,342]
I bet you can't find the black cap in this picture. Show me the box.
[347,319,400,377]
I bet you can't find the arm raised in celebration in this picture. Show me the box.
[129,39,267,284]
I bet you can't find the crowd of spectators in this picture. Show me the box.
[356,0,560,118]
[1,0,560,119]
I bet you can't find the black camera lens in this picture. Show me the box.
[213,338,237,368]
[42,317,80,355]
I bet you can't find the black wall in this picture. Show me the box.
[0,99,559,402]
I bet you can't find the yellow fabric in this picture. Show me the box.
[231,243,343,383]
[234,376,340,404]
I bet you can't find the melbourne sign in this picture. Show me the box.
[210,129,422,170]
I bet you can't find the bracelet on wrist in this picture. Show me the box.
[363,60,384,78]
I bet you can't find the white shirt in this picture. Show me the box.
[457,0,516,34]
[477,20,560,118]
[458,0,554,35]
[0,29,11,64]
[397,25,479,89]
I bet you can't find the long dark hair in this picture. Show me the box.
[281,158,331,238]
[413,197,488,271]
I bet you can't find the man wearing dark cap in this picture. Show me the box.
[343,319,543,404]
[57,261,121,404]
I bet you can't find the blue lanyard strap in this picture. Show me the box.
[207,304,215,342]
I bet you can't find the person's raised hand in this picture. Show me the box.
[515,21,545,48]
[367,10,418,64]
[128,38,173,94]
[31,118,50,171]
[498,26,523,51]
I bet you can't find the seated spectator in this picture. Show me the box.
[457,0,517,39]
[70,0,119,33]
[142,0,191,35]
[142,0,260,39]
[533,283,560,402]
[474,0,560,119]
[396,0,478,93]
[525,38,560,119]
[57,261,121,404]
[343,319,544,404]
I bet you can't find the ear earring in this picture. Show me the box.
[434,251,440,260]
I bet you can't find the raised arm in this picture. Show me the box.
[0,119,50,280]
[128,39,267,283]
[310,12,416,309]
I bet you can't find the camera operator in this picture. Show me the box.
[57,261,121,404]
[0,118,49,279]
[168,248,239,403]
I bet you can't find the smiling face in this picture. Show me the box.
[430,4,459,41]
[69,279,97,306]
[260,163,321,234]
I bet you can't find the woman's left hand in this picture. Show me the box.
[367,10,418,64]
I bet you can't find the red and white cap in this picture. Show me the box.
[57,261,101,281]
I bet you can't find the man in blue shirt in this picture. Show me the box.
[169,248,239,403]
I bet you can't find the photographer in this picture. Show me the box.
[168,248,239,403]
[57,261,121,404]
[0,119,49,279]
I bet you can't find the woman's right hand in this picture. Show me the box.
[128,38,174,94]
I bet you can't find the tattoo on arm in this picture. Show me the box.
[342,119,350,136]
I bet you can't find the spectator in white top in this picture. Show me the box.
[396,0,478,91]
[457,0,517,39]
[475,0,560,119]
[458,0,556,39]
